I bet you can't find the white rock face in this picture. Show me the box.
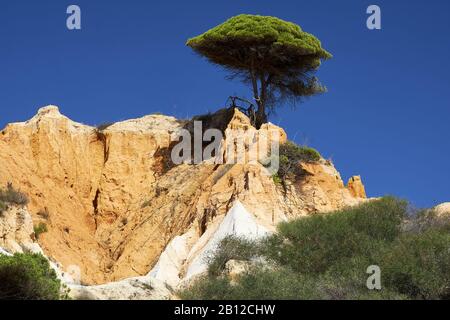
[107,114,182,133]
[147,230,195,288]
[434,203,450,217]
[0,205,35,253]
[10,105,92,134]
[0,204,75,285]
[184,201,270,280]
[140,200,271,291]
[0,247,12,256]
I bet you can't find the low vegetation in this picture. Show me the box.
[0,253,64,300]
[207,236,259,277]
[37,208,50,220]
[141,199,152,209]
[34,223,48,239]
[179,197,450,300]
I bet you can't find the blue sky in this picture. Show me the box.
[1,0,449,208]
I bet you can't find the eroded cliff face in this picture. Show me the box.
[0,106,367,285]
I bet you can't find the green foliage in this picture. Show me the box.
[180,264,408,300]
[272,141,321,186]
[34,223,48,239]
[264,197,406,274]
[180,197,450,300]
[272,174,282,185]
[0,253,63,300]
[187,14,331,69]
[179,275,234,300]
[187,14,331,127]
[280,141,321,162]
[179,267,314,300]
[377,229,450,299]
[207,236,260,277]
[0,182,29,206]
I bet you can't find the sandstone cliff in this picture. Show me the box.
[0,105,367,286]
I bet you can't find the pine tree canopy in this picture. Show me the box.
[187,14,332,127]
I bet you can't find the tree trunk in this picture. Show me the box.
[249,64,269,128]
[255,105,267,129]
[255,73,269,128]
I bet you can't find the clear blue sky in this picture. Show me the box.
[1,0,449,208]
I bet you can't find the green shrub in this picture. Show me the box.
[0,253,62,300]
[34,223,48,239]
[181,264,409,300]
[179,267,315,300]
[280,141,321,163]
[225,267,317,300]
[141,199,152,209]
[272,174,282,185]
[272,141,321,187]
[264,197,406,274]
[207,236,260,276]
[179,275,234,300]
[0,182,29,206]
[317,254,408,300]
[377,229,450,299]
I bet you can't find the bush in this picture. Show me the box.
[0,253,62,300]
[377,229,450,299]
[280,141,321,163]
[272,174,282,185]
[141,200,152,209]
[264,197,406,274]
[207,236,260,277]
[0,182,29,206]
[179,275,233,300]
[34,223,48,239]
[180,267,316,300]
[272,141,321,187]
[228,267,319,300]
[180,197,450,300]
